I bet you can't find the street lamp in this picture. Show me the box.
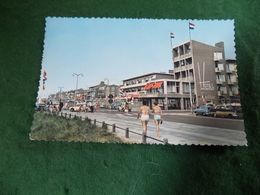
[73,73,83,103]
[104,78,109,98]
[166,32,175,110]
[58,86,64,102]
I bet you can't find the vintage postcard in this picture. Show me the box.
[30,17,247,146]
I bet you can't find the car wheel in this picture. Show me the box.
[70,108,74,112]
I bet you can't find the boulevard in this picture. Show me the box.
[62,109,247,146]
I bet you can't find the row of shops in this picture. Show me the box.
[119,73,196,110]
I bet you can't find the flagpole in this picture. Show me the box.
[170,32,174,64]
[189,25,192,42]
[168,32,174,110]
[188,22,193,112]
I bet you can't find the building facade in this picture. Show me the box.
[171,40,240,107]
[121,40,240,110]
[121,73,190,109]
[47,88,88,103]
[87,81,120,100]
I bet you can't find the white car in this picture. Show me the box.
[69,103,89,112]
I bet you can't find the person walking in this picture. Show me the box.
[96,101,100,112]
[137,100,150,136]
[125,102,129,113]
[87,101,94,113]
[152,101,163,138]
[59,101,64,112]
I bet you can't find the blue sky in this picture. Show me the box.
[38,18,235,97]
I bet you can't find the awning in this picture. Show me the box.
[144,81,163,90]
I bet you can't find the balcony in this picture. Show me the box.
[173,52,192,62]
[227,79,232,85]
[226,69,232,73]
[231,90,239,96]
[215,67,224,73]
[216,79,224,85]
[227,79,237,85]
[174,64,193,73]
[229,91,233,96]
[183,76,194,82]
[218,91,227,96]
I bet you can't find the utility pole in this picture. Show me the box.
[167,32,175,110]
[58,86,64,101]
[104,78,110,97]
[73,73,83,103]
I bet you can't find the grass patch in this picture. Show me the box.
[30,112,123,143]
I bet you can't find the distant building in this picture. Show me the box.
[47,88,87,103]
[87,81,120,100]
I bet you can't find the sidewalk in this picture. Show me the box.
[65,111,247,146]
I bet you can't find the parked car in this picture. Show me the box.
[69,103,89,112]
[213,107,239,119]
[35,103,48,112]
[230,105,243,119]
[193,105,215,116]
[111,102,122,110]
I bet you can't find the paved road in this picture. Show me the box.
[62,110,247,146]
[98,109,244,131]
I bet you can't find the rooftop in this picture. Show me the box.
[172,40,223,50]
[122,72,174,82]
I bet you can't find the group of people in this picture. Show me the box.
[48,101,64,113]
[137,101,163,138]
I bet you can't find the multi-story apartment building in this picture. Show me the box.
[171,40,240,107]
[221,59,240,103]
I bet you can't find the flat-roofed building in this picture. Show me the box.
[121,72,192,110]
[171,40,240,107]
[87,81,120,100]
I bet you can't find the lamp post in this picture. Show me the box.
[73,73,83,103]
[104,78,109,98]
[58,86,64,102]
[166,32,175,110]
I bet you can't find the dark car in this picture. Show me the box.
[111,102,121,110]
[193,105,215,116]
[35,103,48,112]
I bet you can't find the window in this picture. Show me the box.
[218,63,224,71]
[183,83,190,93]
[231,75,237,82]
[218,75,225,82]
[220,86,227,94]
[232,86,239,94]
[167,84,176,93]
[214,52,223,60]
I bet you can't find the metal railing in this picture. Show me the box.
[43,111,168,145]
